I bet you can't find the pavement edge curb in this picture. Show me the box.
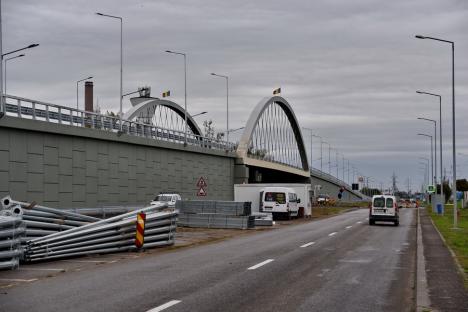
[416,207,431,312]
[428,214,467,283]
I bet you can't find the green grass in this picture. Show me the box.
[429,205,468,282]
[312,206,357,217]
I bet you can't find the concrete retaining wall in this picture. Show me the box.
[0,116,235,208]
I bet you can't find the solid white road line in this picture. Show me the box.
[146,300,181,312]
[247,259,274,270]
[328,232,337,237]
[19,268,65,271]
[345,226,352,229]
[300,242,315,248]
[0,278,38,282]
[61,260,108,263]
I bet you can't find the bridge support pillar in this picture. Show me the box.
[234,159,249,184]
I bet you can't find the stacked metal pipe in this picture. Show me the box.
[0,216,24,270]
[176,200,255,229]
[25,205,177,262]
[1,196,99,242]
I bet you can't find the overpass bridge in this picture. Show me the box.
[0,93,365,208]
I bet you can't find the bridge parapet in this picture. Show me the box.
[2,95,235,152]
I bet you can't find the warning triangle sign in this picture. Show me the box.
[197,187,207,196]
[197,177,207,188]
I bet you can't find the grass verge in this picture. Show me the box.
[429,205,468,284]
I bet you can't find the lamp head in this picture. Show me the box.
[96,12,104,16]
[415,35,426,39]
[28,44,39,48]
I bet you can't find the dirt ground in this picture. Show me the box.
[0,207,362,289]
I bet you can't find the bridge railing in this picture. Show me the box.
[310,168,367,199]
[3,95,236,152]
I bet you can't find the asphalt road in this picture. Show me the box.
[0,208,417,312]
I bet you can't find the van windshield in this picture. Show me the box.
[264,192,286,204]
[386,198,394,208]
[373,197,385,208]
[154,195,172,202]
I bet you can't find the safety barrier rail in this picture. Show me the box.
[3,95,236,152]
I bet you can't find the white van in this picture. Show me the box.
[259,187,300,219]
[369,195,399,226]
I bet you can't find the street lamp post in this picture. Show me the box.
[418,117,437,185]
[166,50,187,145]
[211,73,229,142]
[191,111,207,118]
[4,53,24,94]
[416,34,457,227]
[76,76,93,111]
[417,91,443,199]
[302,128,313,171]
[418,134,434,185]
[96,12,123,129]
[1,43,39,112]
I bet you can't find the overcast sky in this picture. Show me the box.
[3,0,468,191]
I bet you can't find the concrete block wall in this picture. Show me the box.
[0,116,235,208]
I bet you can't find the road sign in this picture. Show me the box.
[426,185,436,194]
[197,187,207,196]
[135,212,146,248]
[197,177,207,188]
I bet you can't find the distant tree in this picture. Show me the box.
[456,179,468,192]
[437,182,451,203]
[203,120,215,139]
[361,187,382,196]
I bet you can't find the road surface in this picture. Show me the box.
[0,208,416,312]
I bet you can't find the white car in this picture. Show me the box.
[369,195,399,226]
[150,194,181,208]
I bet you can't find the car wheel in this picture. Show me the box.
[394,220,399,226]
[369,219,374,225]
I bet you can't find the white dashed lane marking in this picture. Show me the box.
[146,300,181,312]
[345,226,352,229]
[328,232,337,237]
[247,259,274,270]
[300,242,315,248]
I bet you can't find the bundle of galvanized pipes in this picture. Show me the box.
[176,200,255,229]
[25,206,177,262]
[1,196,100,243]
[0,216,24,270]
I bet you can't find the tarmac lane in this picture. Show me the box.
[0,208,417,312]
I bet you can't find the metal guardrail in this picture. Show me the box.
[3,95,236,152]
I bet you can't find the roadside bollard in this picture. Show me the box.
[135,212,146,248]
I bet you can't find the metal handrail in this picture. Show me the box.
[3,95,236,152]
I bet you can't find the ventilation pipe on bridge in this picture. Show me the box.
[84,81,93,112]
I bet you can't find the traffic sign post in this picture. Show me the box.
[426,185,436,194]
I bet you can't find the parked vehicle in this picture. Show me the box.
[317,194,330,205]
[234,184,312,219]
[260,187,299,219]
[369,195,399,226]
[150,193,181,209]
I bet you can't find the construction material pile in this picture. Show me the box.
[0,196,178,267]
[176,200,255,229]
[0,216,24,270]
[1,196,99,242]
[25,206,177,262]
